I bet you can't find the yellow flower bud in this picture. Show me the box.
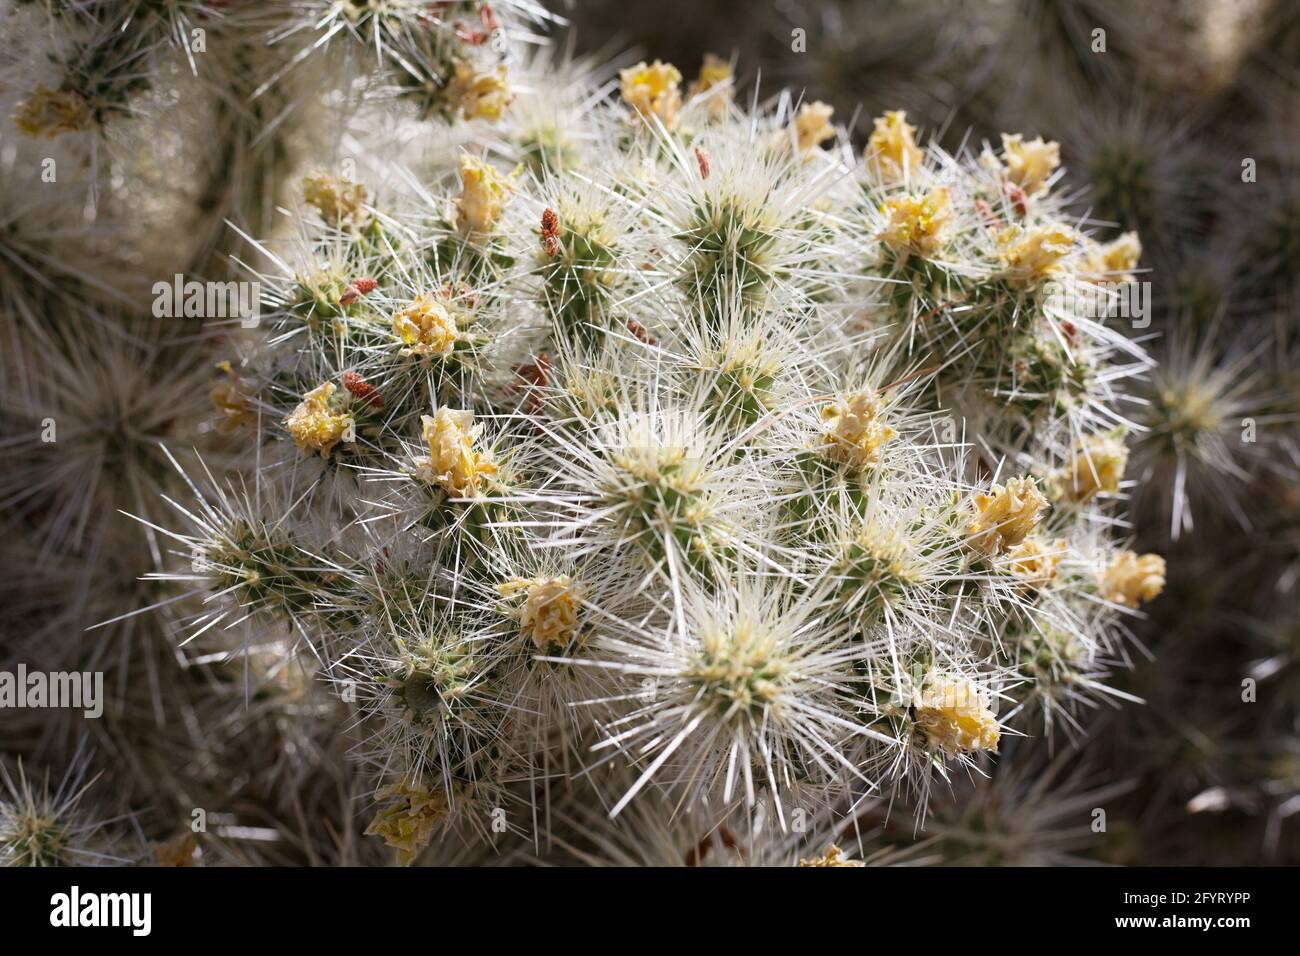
[968,476,1049,554]
[498,575,585,650]
[997,224,1076,282]
[284,382,354,459]
[1062,431,1129,501]
[454,155,513,237]
[866,111,924,182]
[393,293,460,358]
[620,60,683,130]
[999,133,1061,197]
[1102,551,1166,608]
[414,407,497,497]
[879,187,952,256]
[303,174,368,229]
[914,677,1000,755]
[448,62,511,121]
[821,391,898,470]
[365,782,449,866]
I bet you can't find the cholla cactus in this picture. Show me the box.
[119,37,1175,863]
[0,753,135,867]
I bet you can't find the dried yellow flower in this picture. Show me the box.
[393,293,460,358]
[821,391,898,470]
[365,781,450,866]
[879,187,952,256]
[210,361,256,436]
[454,154,513,237]
[799,845,864,867]
[866,110,924,182]
[688,53,734,112]
[789,101,835,156]
[968,476,1049,554]
[1062,431,1129,501]
[620,60,683,130]
[498,575,585,650]
[914,677,1000,755]
[448,62,512,121]
[1102,551,1166,608]
[413,407,497,497]
[303,174,368,229]
[1081,231,1143,282]
[1005,536,1066,588]
[12,85,91,138]
[999,133,1061,197]
[284,382,354,459]
[997,224,1076,282]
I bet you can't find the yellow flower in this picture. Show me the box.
[878,187,952,256]
[914,677,1000,755]
[688,52,734,106]
[1102,551,1166,608]
[414,407,497,497]
[999,133,1061,197]
[12,85,91,138]
[1081,231,1142,282]
[789,100,835,156]
[365,781,449,866]
[303,174,368,229]
[498,575,585,650]
[866,110,924,182]
[210,361,256,435]
[1062,431,1129,501]
[967,476,1049,554]
[821,391,898,469]
[284,382,354,459]
[1005,536,1066,588]
[799,845,864,868]
[393,293,460,358]
[620,60,683,129]
[454,154,513,237]
[997,224,1076,282]
[448,62,511,121]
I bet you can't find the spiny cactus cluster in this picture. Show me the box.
[125,40,1172,862]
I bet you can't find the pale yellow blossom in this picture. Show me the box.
[1081,231,1142,282]
[968,476,1049,554]
[303,174,368,229]
[210,361,256,435]
[1102,551,1166,608]
[284,382,354,459]
[914,677,1000,755]
[821,391,898,469]
[799,845,864,867]
[687,53,734,118]
[866,110,924,182]
[620,60,683,129]
[997,224,1076,282]
[454,154,513,237]
[879,187,952,256]
[393,293,460,358]
[448,62,511,121]
[498,575,585,650]
[1006,536,1066,588]
[365,782,449,866]
[413,407,497,497]
[788,101,835,156]
[999,133,1061,197]
[1062,431,1129,501]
